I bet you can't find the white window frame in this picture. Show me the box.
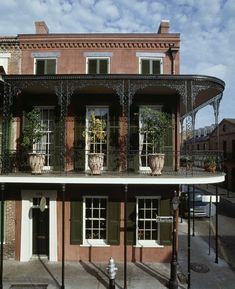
[86,57,110,74]
[85,106,109,171]
[138,57,163,74]
[34,106,55,171]
[136,196,162,247]
[0,53,11,74]
[82,196,109,247]
[34,58,57,75]
[139,105,162,171]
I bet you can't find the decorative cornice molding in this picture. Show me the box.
[19,40,177,50]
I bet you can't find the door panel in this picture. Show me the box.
[32,203,49,255]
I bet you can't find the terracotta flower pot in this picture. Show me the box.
[148,153,165,175]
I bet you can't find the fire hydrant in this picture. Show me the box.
[106,257,118,289]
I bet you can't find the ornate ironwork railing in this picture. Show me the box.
[0,149,224,176]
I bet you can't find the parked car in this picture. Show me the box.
[180,186,209,218]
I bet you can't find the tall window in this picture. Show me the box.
[139,106,161,170]
[85,107,109,170]
[87,58,109,74]
[136,197,159,246]
[35,108,54,169]
[140,58,162,74]
[35,59,56,75]
[83,197,107,245]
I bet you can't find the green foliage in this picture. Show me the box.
[140,107,171,153]
[204,156,216,166]
[84,112,107,153]
[21,107,44,152]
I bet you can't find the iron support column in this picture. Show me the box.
[215,184,219,264]
[0,184,5,289]
[169,191,179,289]
[187,185,191,289]
[124,184,128,289]
[61,184,65,289]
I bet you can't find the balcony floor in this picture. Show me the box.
[0,168,225,185]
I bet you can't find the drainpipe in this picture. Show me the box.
[124,184,128,289]
[170,46,179,75]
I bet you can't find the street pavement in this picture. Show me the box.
[2,186,235,289]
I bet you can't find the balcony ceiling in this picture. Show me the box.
[1,74,225,116]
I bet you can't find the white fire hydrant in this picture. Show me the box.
[106,257,118,289]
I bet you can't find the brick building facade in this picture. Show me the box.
[0,20,225,270]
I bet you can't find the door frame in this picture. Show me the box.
[20,190,57,261]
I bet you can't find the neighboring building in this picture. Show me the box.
[210,118,235,191]
[0,19,225,269]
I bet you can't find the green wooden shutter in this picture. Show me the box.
[164,121,173,168]
[108,200,120,245]
[159,198,172,245]
[52,119,62,171]
[70,200,83,245]
[152,60,161,74]
[74,117,85,171]
[126,201,136,245]
[0,201,4,241]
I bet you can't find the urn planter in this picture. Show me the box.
[148,153,165,175]
[88,153,104,175]
[28,153,45,174]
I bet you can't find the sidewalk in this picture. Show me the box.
[3,258,181,289]
[178,220,235,289]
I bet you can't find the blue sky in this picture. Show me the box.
[0,0,234,128]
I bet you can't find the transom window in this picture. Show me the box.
[87,58,109,74]
[140,58,162,75]
[35,59,56,75]
[85,107,109,170]
[83,197,107,245]
[137,198,159,246]
[139,106,162,170]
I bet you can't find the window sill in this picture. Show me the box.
[134,242,164,248]
[81,240,110,247]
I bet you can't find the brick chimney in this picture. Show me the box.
[158,20,170,34]
[35,21,49,34]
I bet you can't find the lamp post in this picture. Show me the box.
[169,191,179,289]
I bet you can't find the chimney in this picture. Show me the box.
[35,21,49,34]
[158,20,170,34]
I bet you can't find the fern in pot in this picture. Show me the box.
[21,107,45,174]
[84,112,107,175]
[140,107,171,175]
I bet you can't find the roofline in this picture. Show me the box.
[1,74,225,88]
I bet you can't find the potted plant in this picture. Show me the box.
[180,155,193,170]
[84,111,107,175]
[204,157,216,173]
[21,107,45,174]
[140,107,171,175]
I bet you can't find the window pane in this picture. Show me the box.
[36,60,45,75]
[46,59,56,74]
[137,198,159,242]
[88,59,97,74]
[152,60,161,74]
[141,59,150,74]
[99,59,108,74]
